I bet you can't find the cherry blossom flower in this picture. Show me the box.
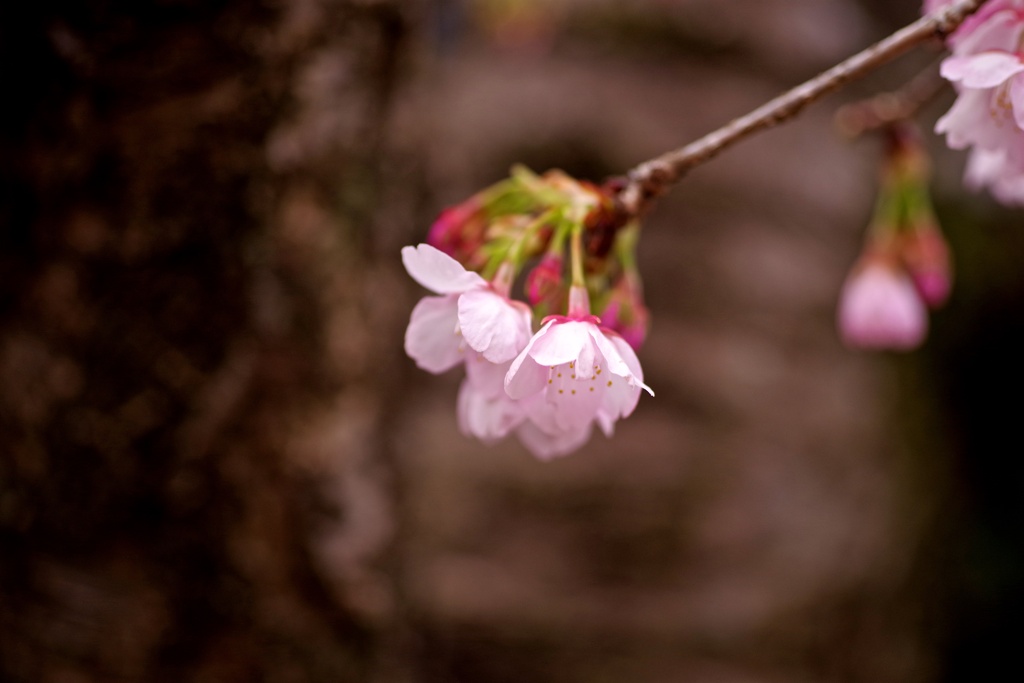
[930,1,1024,205]
[402,243,533,372]
[837,259,928,350]
[964,146,1024,204]
[505,286,652,457]
[937,47,1024,154]
[457,357,526,444]
[925,0,1015,49]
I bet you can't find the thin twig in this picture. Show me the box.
[834,62,946,138]
[618,0,985,215]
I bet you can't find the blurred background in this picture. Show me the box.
[1,1,1022,681]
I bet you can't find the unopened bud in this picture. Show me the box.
[900,223,952,308]
[525,253,564,306]
[837,256,928,350]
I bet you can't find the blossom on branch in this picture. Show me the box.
[403,168,652,459]
[931,0,1024,203]
[402,243,533,372]
[505,286,653,460]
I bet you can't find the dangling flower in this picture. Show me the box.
[837,256,929,350]
[403,166,652,458]
[402,243,533,371]
[505,285,652,458]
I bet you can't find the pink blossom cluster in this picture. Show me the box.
[403,170,653,459]
[928,0,1024,204]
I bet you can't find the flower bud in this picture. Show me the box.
[837,256,928,350]
[601,272,650,351]
[525,253,564,306]
[900,223,952,308]
[427,199,486,266]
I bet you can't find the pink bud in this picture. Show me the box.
[525,254,563,306]
[837,260,928,350]
[601,272,649,351]
[427,200,486,265]
[900,226,952,308]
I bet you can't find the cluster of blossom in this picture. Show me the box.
[929,0,1024,204]
[837,125,953,349]
[832,0,1020,352]
[403,167,653,459]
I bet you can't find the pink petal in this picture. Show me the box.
[465,354,512,399]
[551,375,604,432]
[600,336,652,419]
[953,7,1024,54]
[940,51,1024,89]
[837,265,928,350]
[404,295,464,373]
[1010,74,1024,129]
[457,379,525,444]
[528,320,591,366]
[588,326,635,380]
[458,290,533,364]
[516,419,593,460]
[935,87,1014,150]
[505,321,555,399]
[595,409,616,438]
[505,354,549,400]
[401,243,487,295]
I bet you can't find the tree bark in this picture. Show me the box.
[0,1,410,680]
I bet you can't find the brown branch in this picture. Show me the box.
[618,0,986,215]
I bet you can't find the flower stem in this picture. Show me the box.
[617,0,986,215]
[834,62,946,138]
[570,224,585,287]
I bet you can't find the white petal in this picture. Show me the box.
[458,290,533,364]
[402,243,486,294]
[404,295,464,373]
